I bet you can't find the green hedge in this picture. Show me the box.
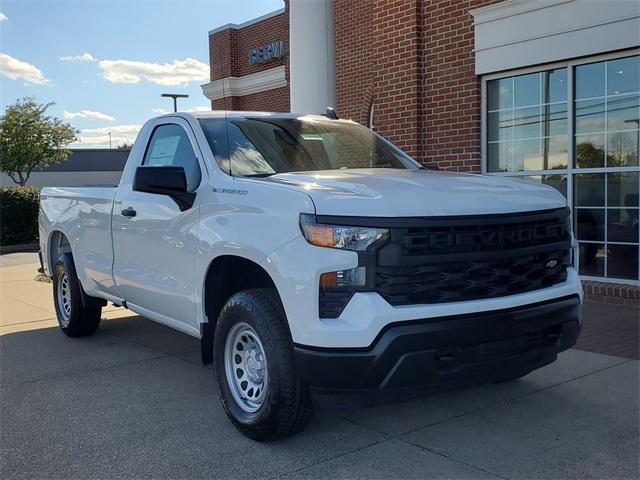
[0,187,40,246]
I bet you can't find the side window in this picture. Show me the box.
[143,124,202,191]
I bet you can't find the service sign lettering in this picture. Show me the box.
[248,40,285,65]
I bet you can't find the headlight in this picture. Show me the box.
[299,214,389,251]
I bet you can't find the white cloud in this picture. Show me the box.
[0,53,49,85]
[0,12,8,21]
[63,110,115,122]
[99,57,209,86]
[151,106,210,115]
[74,123,142,148]
[82,124,141,135]
[59,52,95,62]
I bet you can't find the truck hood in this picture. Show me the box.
[262,168,566,217]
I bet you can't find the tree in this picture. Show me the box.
[117,143,133,150]
[0,98,78,186]
[575,140,605,168]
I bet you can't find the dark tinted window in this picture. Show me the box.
[198,117,417,177]
[143,124,201,191]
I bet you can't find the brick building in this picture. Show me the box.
[202,0,640,287]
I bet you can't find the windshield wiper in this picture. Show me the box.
[242,173,277,178]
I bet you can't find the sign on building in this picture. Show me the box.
[248,40,286,65]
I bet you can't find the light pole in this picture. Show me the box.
[108,131,112,149]
[161,93,189,112]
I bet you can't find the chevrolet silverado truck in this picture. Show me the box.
[39,112,583,440]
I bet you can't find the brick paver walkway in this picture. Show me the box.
[576,300,639,360]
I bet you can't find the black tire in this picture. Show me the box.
[213,288,312,441]
[494,371,529,383]
[52,253,102,337]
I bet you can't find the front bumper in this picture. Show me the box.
[294,295,581,392]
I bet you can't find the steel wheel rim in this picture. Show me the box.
[57,272,71,326]
[224,322,268,413]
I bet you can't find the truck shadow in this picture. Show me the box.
[1,315,636,479]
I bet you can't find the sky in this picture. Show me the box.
[0,0,284,147]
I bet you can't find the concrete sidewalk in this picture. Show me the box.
[1,258,638,479]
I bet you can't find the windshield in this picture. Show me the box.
[198,117,419,177]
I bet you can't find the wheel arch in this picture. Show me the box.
[199,254,286,364]
[203,254,283,326]
[47,230,72,276]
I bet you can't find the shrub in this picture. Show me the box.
[0,186,40,246]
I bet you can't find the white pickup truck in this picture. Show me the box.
[39,112,583,440]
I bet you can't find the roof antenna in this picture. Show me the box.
[324,107,338,120]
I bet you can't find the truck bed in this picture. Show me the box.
[39,186,118,299]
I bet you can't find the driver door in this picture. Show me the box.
[111,119,204,334]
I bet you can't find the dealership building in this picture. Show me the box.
[202,0,640,288]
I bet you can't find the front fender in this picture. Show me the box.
[194,181,317,325]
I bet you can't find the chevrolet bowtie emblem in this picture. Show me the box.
[545,259,559,269]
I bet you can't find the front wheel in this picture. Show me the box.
[213,288,312,441]
[52,253,102,337]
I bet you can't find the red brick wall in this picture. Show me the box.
[334,0,374,125]
[421,0,499,172]
[209,2,290,112]
[215,87,290,112]
[335,0,503,171]
[335,0,424,159]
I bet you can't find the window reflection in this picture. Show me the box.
[575,134,605,168]
[487,68,568,172]
[575,62,605,99]
[607,56,639,96]
[608,245,639,280]
[607,173,639,207]
[487,55,639,281]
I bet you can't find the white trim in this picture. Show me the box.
[289,0,336,113]
[474,15,639,54]
[470,0,571,25]
[201,66,287,101]
[471,0,640,75]
[208,8,285,36]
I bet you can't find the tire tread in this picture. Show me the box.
[215,288,312,440]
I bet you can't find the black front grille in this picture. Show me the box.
[375,208,571,306]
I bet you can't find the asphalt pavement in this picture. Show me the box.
[1,255,638,479]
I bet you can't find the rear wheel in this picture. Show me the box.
[52,253,102,337]
[213,288,312,441]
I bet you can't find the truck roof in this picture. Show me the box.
[155,111,353,122]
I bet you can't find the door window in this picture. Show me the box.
[143,124,202,191]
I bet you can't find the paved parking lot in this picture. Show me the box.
[1,254,638,479]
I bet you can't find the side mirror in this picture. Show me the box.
[133,165,195,211]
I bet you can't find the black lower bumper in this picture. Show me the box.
[294,295,581,392]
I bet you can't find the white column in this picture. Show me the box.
[289,0,336,114]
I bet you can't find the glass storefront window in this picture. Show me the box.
[575,56,639,169]
[487,68,568,172]
[485,53,640,283]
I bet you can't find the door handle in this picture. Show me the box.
[121,207,137,218]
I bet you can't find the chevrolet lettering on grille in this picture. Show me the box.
[413,224,566,250]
